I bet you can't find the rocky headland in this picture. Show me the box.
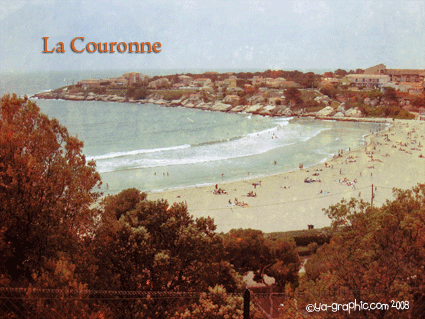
[32,89,370,121]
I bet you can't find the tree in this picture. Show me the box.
[334,69,348,77]
[295,184,425,318]
[383,87,398,105]
[412,94,425,109]
[93,189,244,293]
[222,229,300,287]
[319,84,338,100]
[172,285,263,319]
[265,238,300,287]
[0,94,102,286]
[284,87,303,108]
[126,86,148,100]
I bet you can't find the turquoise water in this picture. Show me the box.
[1,71,381,194]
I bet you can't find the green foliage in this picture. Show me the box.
[156,89,196,101]
[260,69,320,88]
[93,189,244,293]
[296,184,425,317]
[126,86,148,100]
[0,94,102,286]
[267,229,331,247]
[284,87,303,107]
[319,84,338,99]
[358,103,415,119]
[383,87,398,104]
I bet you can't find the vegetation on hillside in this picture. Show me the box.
[1,94,424,317]
[280,185,425,318]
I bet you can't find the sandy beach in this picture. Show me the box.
[147,118,425,233]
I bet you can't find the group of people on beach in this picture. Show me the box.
[213,184,227,195]
[228,198,249,208]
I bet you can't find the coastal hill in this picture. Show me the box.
[32,66,425,120]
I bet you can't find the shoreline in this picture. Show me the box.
[147,118,425,233]
[142,117,389,194]
[31,90,400,126]
[30,89,370,120]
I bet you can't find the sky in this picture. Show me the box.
[1,0,425,74]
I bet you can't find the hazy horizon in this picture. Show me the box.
[1,0,424,73]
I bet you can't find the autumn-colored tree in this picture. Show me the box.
[284,87,303,108]
[222,229,300,287]
[334,69,348,77]
[93,188,243,292]
[383,87,399,106]
[319,84,338,100]
[92,189,245,317]
[292,184,425,318]
[412,94,425,109]
[0,94,102,287]
[172,285,263,319]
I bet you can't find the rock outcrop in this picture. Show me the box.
[316,106,336,117]
[33,90,372,120]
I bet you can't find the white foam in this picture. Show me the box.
[87,144,191,160]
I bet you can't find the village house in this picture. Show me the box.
[178,75,193,86]
[345,74,390,88]
[103,78,118,85]
[77,79,102,89]
[269,77,287,88]
[123,72,140,85]
[252,76,266,86]
[365,64,425,83]
[384,69,425,83]
[398,81,424,95]
[224,75,237,88]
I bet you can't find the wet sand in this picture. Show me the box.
[147,119,425,233]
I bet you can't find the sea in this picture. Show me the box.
[1,70,382,195]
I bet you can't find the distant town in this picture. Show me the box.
[34,64,425,120]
